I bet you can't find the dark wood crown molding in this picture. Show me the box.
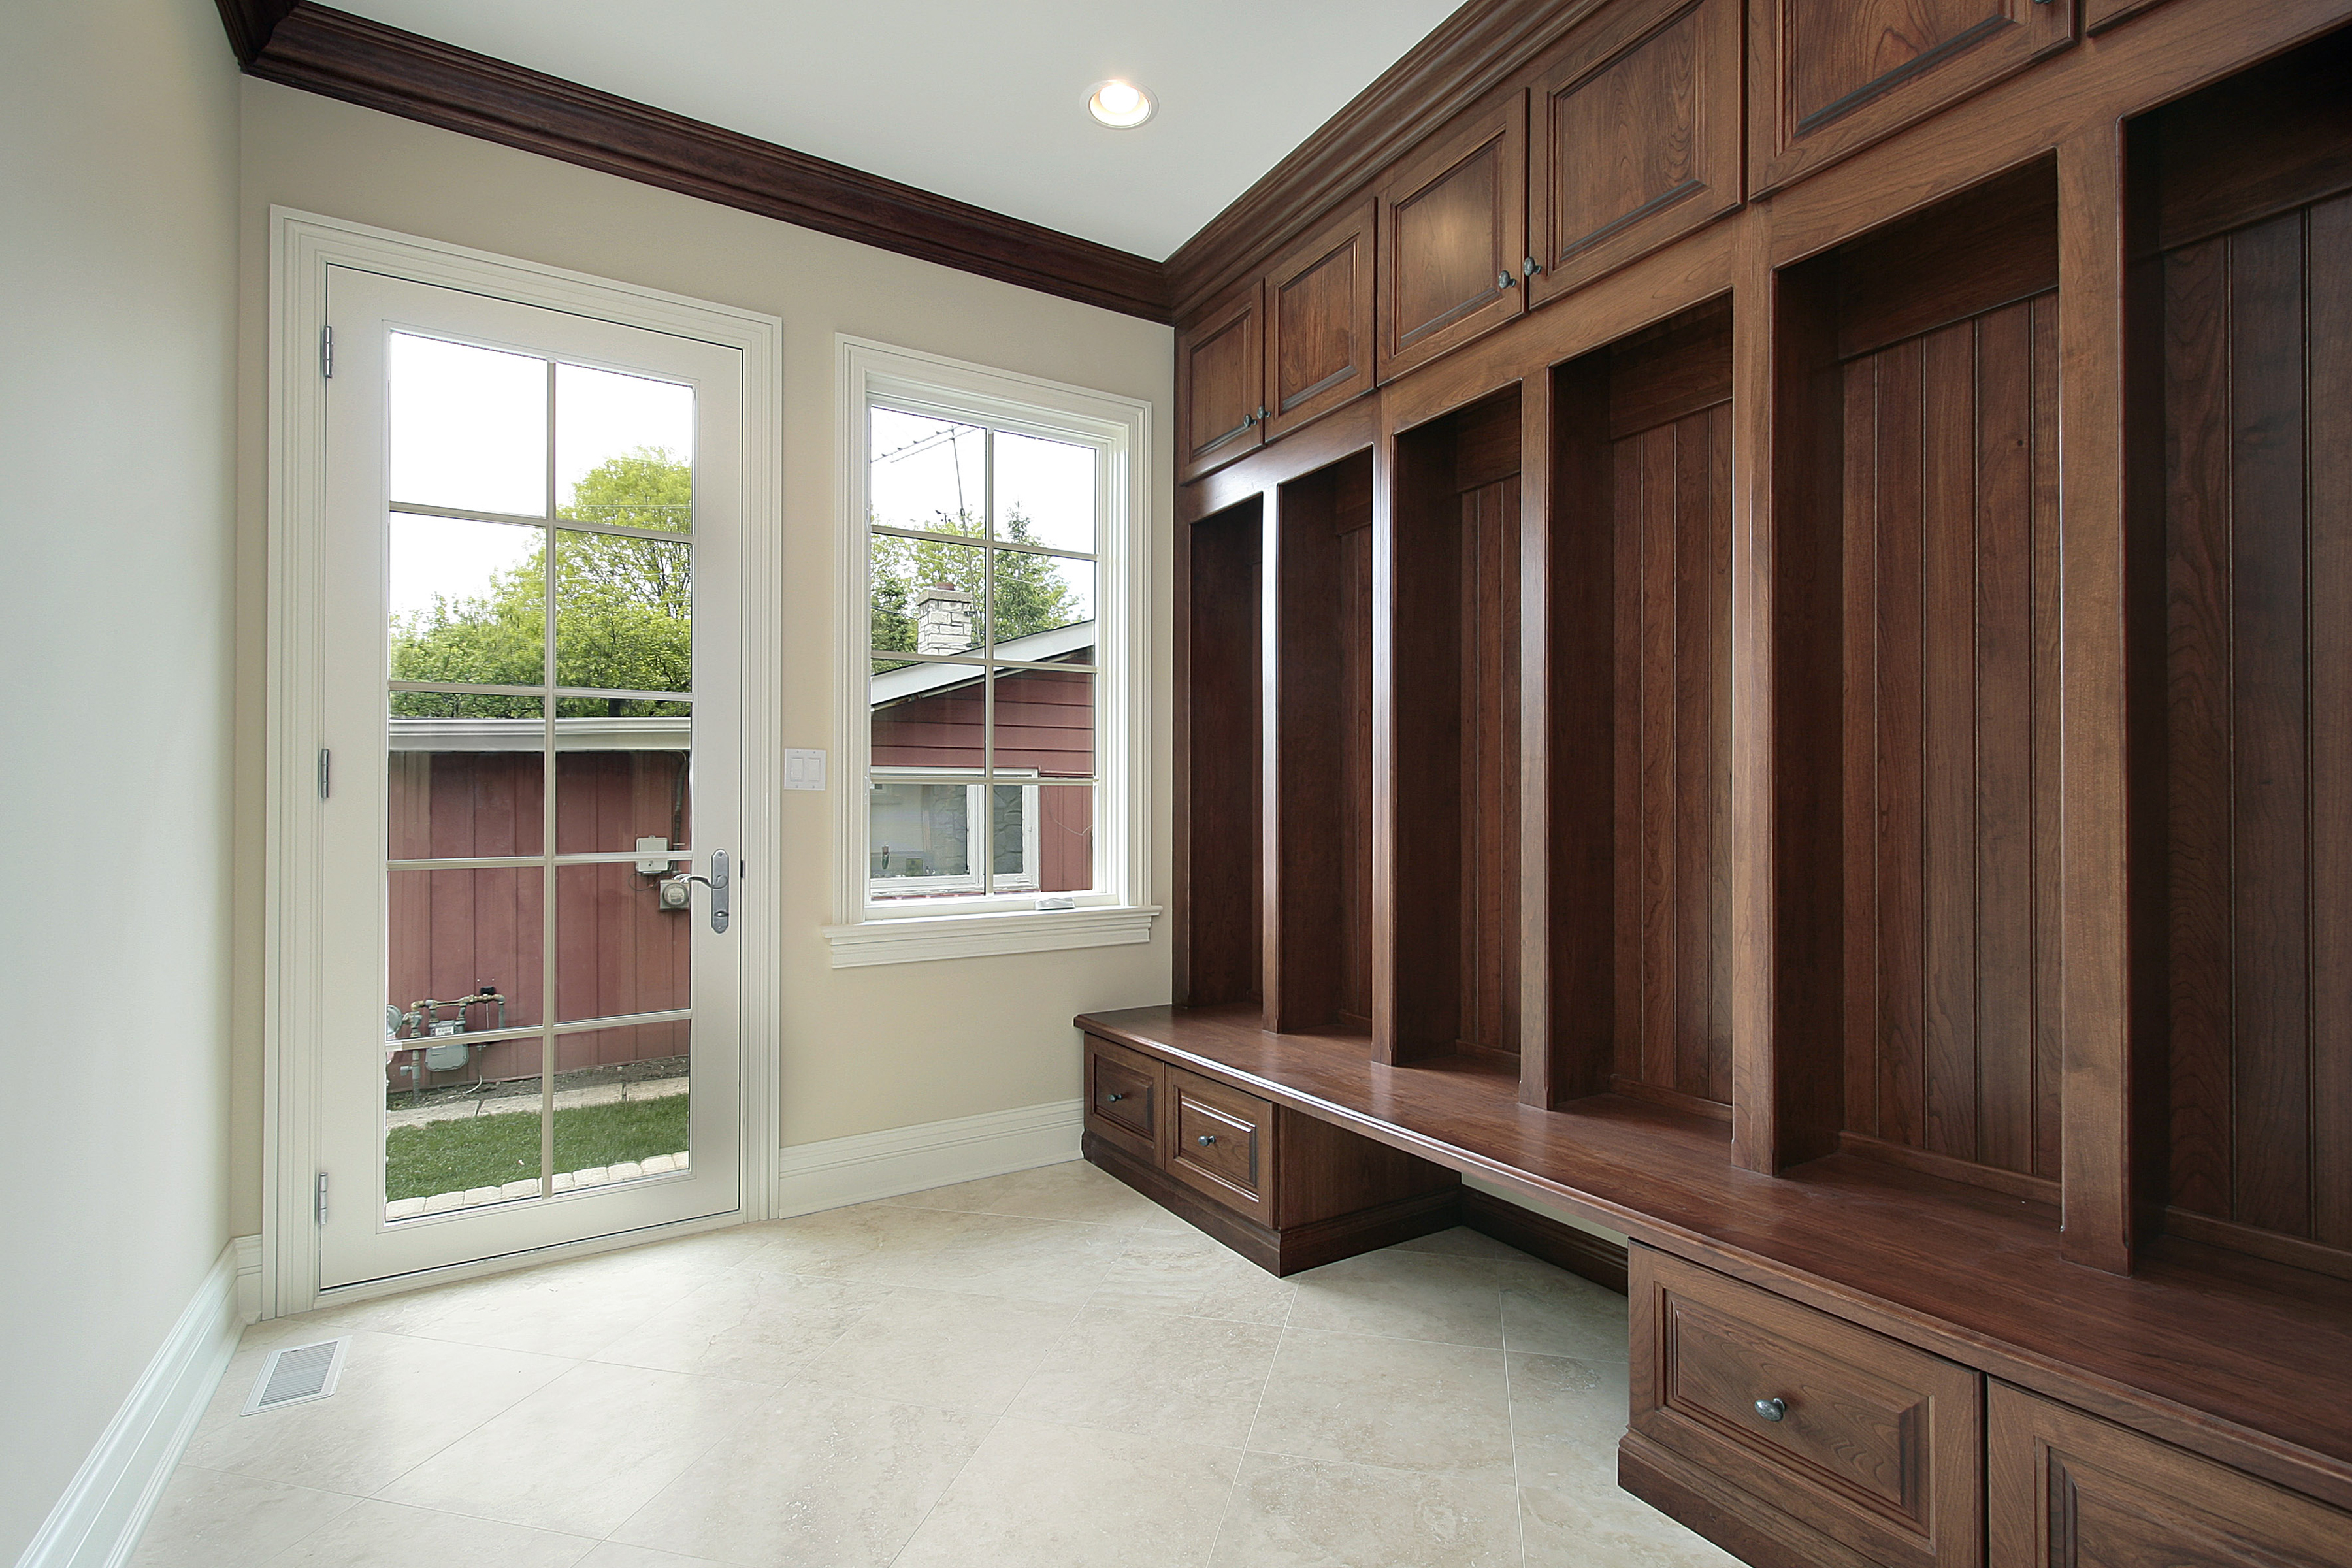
[236,4,1171,322]
[1165,0,1596,320]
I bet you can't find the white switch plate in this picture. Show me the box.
[784,749,827,791]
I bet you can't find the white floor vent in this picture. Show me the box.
[241,1338,350,1415]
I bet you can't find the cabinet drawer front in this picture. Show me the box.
[1084,1035,1162,1162]
[1631,1248,1982,1568]
[1168,1067,1272,1220]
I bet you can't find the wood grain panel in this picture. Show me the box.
[1377,93,1527,382]
[1184,501,1260,1007]
[1179,280,1264,483]
[1263,200,1377,441]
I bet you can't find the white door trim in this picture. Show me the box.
[264,208,783,1320]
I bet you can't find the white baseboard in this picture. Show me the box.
[233,1235,261,1326]
[13,1239,245,1568]
[776,1099,1083,1217]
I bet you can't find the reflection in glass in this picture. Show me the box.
[556,365,694,534]
[869,781,979,896]
[870,408,986,536]
[992,553,1093,651]
[387,723,544,859]
[551,1023,691,1190]
[387,868,545,1031]
[387,514,545,690]
[389,333,547,517]
[870,536,986,658]
[994,430,1096,553]
[383,1067,544,1216]
[555,861,689,1022]
[990,666,1093,779]
[1026,784,1097,894]
[556,529,691,696]
[555,721,691,856]
[871,659,985,771]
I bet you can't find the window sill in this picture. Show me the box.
[821,905,1161,968]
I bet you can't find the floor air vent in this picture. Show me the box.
[241,1338,349,1415]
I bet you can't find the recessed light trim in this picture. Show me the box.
[1086,79,1156,129]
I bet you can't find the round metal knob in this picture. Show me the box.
[1754,1397,1788,1422]
[1103,1092,1126,1103]
[1197,1134,1217,1147]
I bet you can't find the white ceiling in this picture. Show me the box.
[338,1,1467,259]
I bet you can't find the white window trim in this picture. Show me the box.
[867,768,1043,898]
[826,337,1156,966]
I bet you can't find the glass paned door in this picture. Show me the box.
[318,268,744,1288]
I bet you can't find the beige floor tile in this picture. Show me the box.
[794,1285,1074,1412]
[609,1386,987,1568]
[798,1209,1130,1307]
[1387,1226,1536,1262]
[180,1331,570,1495]
[881,1158,1168,1228]
[1209,1452,1523,1568]
[125,1466,361,1568]
[735,1201,985,1276]
[587,1271,884,1382]
[1509,1351,1631,1489]
[1248,1328,1514,1480]
[1499,1258,1631,1361]
[375,1361,779,1536]
[1520,1478,1744,1566]
[1090,1228,1298,1324]
[893,1416,1241,1568]
[1285,1249,1509,1347]
[574,1545,736,1568]
[263,1499,598,1568]
[385,1248,718,1360]
[1007,1304,1281,1445]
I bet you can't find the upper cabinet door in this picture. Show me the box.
[1376,91,1528,383]
[1261,199,1377,442]
[1529,0,1742,308]
[1751,0,2078,195]
[1177,277,1266,483]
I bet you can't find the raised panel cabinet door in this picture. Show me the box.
[1629,1248,1982,1568]
[1987,1383,2352,1567]
[1750,0,2078,195]
[1376,91,1529,383]
[1179,278,1265,482]
[1084,1034,1163,1165]
[1262,199,1377,442]
[1166,1066,1276,1224]
[1528,0,1742,307]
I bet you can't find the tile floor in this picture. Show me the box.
[131,1160,1740,1568]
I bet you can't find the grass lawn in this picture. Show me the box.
[385,1094,689,1201]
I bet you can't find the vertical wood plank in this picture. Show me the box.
[2225,212,2313,1239]
[1705,401,1737,1105]
[2029,293,2067,1183]
[1341,505,1376,1026]
[1673,412,1716,1098]
[1875,340,1927,1153]
[1842,357,1881,1143]
[1613,435,1646,1084]
[2311,193,2352,1249]
[1640,426,1680,1089]
[1921,321,1981,1163]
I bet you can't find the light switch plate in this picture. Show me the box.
[785,749,827,791]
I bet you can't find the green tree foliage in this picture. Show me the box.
[868,508,1082,655]
[390,447,693,716]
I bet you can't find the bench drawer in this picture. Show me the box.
[1083,1034,1162,1162]
[1166,1066,1273,1224]
[1629,1247,1982,1568]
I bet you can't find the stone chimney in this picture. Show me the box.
[913,582,975,654]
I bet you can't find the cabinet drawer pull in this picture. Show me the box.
[1103,1092,1127,1102]
[1197,1134,1217,1146]
[1754,1397,1788,1422]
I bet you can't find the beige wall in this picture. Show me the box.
[0,0,242,1557]
[231,82,1177,1237]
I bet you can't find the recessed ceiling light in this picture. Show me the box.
[1086,79,1155,129]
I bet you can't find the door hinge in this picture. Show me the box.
[320,325,333,378]
[315,1172,329,1224]
[318,747,332,800]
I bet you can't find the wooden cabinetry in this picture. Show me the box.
[1748,0,2078,195]
[1987,1384,2352,1567]
[1377,91,1527,382]
[1177,278,1264,482]
[1528,0,1743,305]
[1262,200,1376,441]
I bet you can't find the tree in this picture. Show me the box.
[868,507,1082,656]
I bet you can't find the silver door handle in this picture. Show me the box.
[672,849,731,934]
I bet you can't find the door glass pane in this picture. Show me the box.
[870,535,986,657]
[556,529,692,696]
[389,334,547,517]
[868,781,979,897]
[384,1066,545,1218]
[991,553,1092,651]
[994,430,1096,553]
[387,867,546,1030]
[388,727,544,859]
[556,365,695,534]
[871,659,985,770]
[870,408,986,535]
[388,514,546,688]
[992,666,1093,778]
[551,1022,691,1190]
[554,727,691,856]
[554,861,689,1023]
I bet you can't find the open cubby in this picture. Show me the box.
[1776,161,2066,1199]
[1390,391,1521,1064]
[1181,497,1261,1007]
[2126,29,2352,1280]
[1266,452,1375,1033]
[1536,302,1734,1118]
